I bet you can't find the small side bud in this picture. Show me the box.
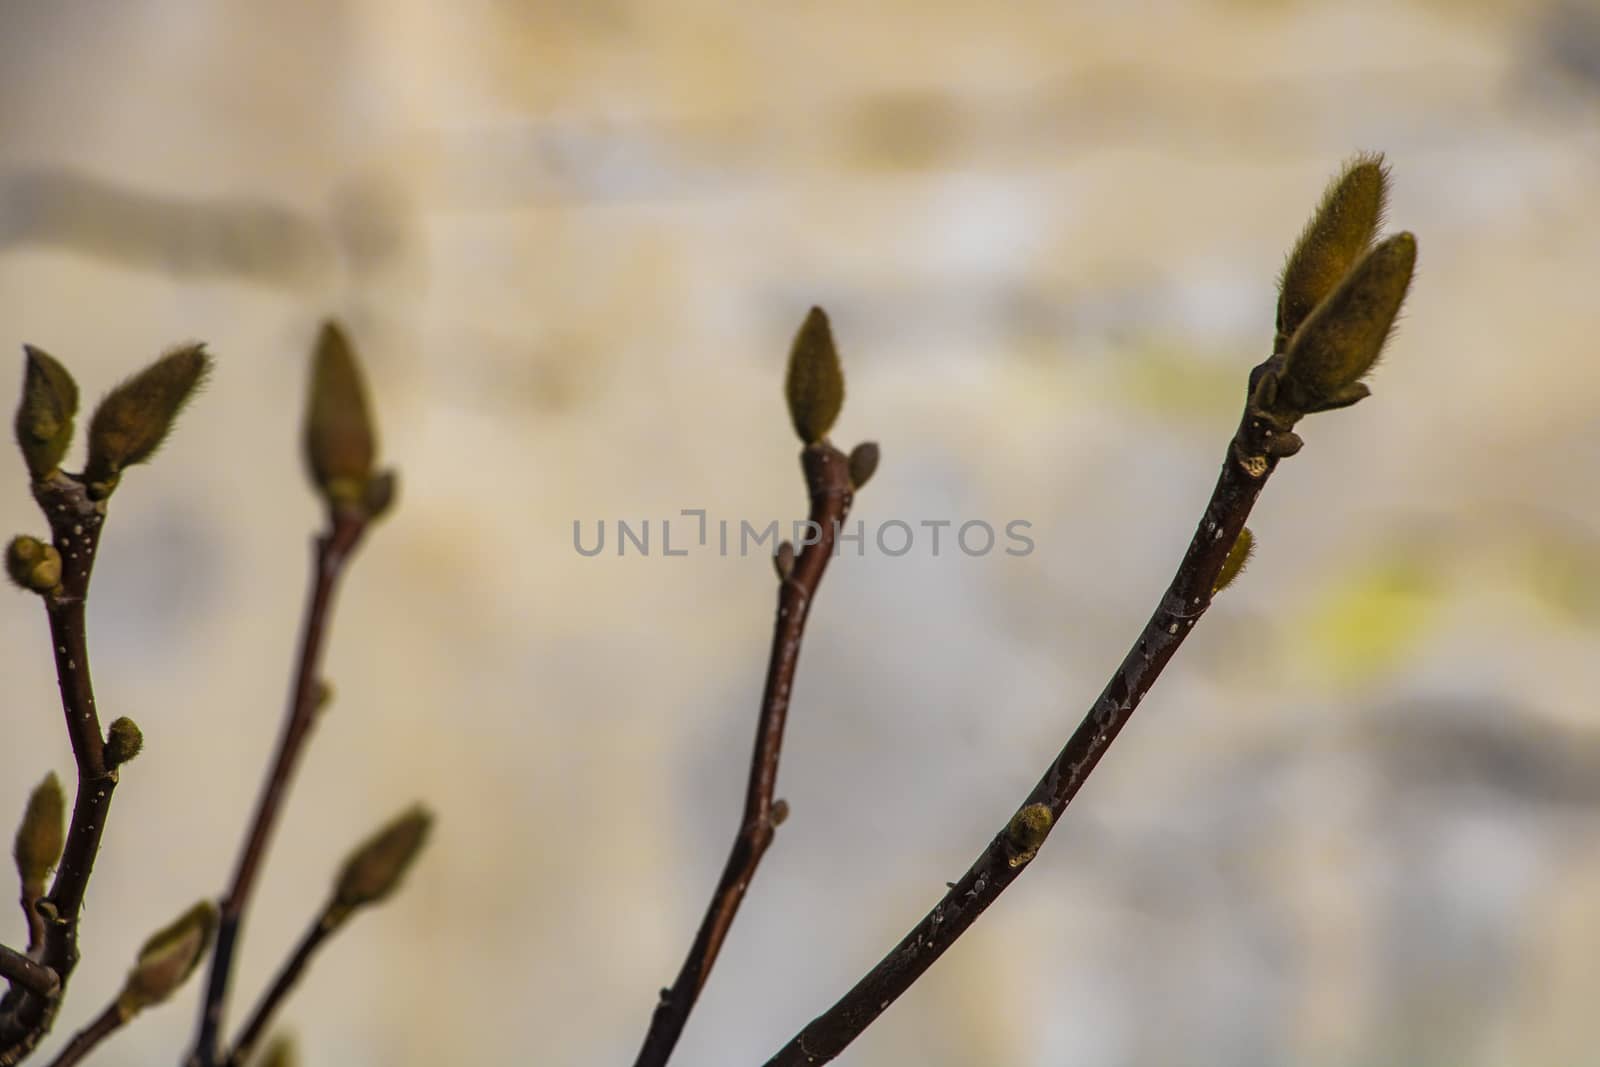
[1281,232,1416,414]
[6,535,61,593]
[1278,154,1389,344]
[773,540,795,581]
[331,805,433,914]
[105,717,144,769]
[360,468,398,522]
[117,900,217,1017]
[770,798,790,827]
[1213,527,1255,595]
[257,1035,299,1067]
[14,345,79,481]
[847,441,879,490]
[13,772,65,893]
[84,343,211,495]
[304,321,378,508]
[784,307,845,444]
[1004,803,1053,868]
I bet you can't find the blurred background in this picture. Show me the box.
[2,1,1599,1064]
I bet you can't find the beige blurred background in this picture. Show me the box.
[2,1,1600,1064]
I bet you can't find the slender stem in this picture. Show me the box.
[0,946,57,1000]
[222,911,339,1067]
[43,1002,123,1067]
[189,512,368,1067]
[761,372,1301,1066]
[631,443,853,1067]
[0,474,116,1065]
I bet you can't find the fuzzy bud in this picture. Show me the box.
[1004,803,1053,868]
[13,772,65,894]
[14,345,79,481]
[1278,154,1389,345]
[1213,527,1255,595]
[105,717,144,769]
[304,321,377,508]
[1280,232,1416,414]
[332,805,432,914]
[770,798,790,827]
[847,441,879,490]
[84,343,211,496]
[784,307,845,445]
[6,535,61,593]
[117,900,217,1016]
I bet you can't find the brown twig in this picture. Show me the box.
[0,946,56,1001]
[189,511,368,1067]
[760,366,1305,1066]
[631,442,853,1067]
[42,1002,122,1067]
[221,912,336,1067]
[0,473,116,1065]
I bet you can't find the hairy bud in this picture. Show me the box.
[1278,154,1388,345]
[1280,232,1416,414]
[105,717,145,769]
[13,772,65,893]
[332,805,433,914]
[84,343,211,497]
[304,321,378,508]
[118,900,217,1016]
[1004,803,1053,868]
[784,307,845,445]
[1213,527,1255,595]
[6,535,61,593]
[14,345,79,481]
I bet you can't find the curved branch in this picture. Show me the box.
[631,443,853,1067]
[761,364,1304,1066]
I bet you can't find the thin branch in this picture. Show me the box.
[221,912,336,1067]
[760,363,1306,1066]
[0,946,56,1000]
[0,473,116,1065]
[42,1002,122,1067]
[188,512,368,1067]
[631,443,853,1067]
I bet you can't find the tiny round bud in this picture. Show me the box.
[771,798,790,827]
[1004,803,1053,868]
[847,441,880,490]
[6,536,60,593]
[773,541,796,581]
[105,717,144,769]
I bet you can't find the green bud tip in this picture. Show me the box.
[118,900,218,1016]
[304,320,379,507]
[6,535,62,593]
[1281,231,1417,414]
[13,772,65,892]
[332,805,433,913]
[14,345,79,482]
[1278,153,1388,345]
[847,441,879,490]
[771,798,790,827]
[84,343,212,494]
[105,717,144,768]
[1213,526,1255,595]
[784,306,845,445]
[1004,803,1053,868]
